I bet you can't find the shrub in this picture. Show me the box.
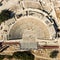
[0,9,15,24]
[13,51,34,60]
[50,50,59,58]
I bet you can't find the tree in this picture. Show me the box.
[0,9,15,24]
[0,55,5,60]
[13,51,34,60]
[0,2,2,6]
[50,50,59,58]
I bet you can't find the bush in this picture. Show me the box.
[0,51,34,60]
[0,55,5,60]
[0,9,15,24]
[50,50,59,58]
[0,2,2,6]
[13,51,34,60]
